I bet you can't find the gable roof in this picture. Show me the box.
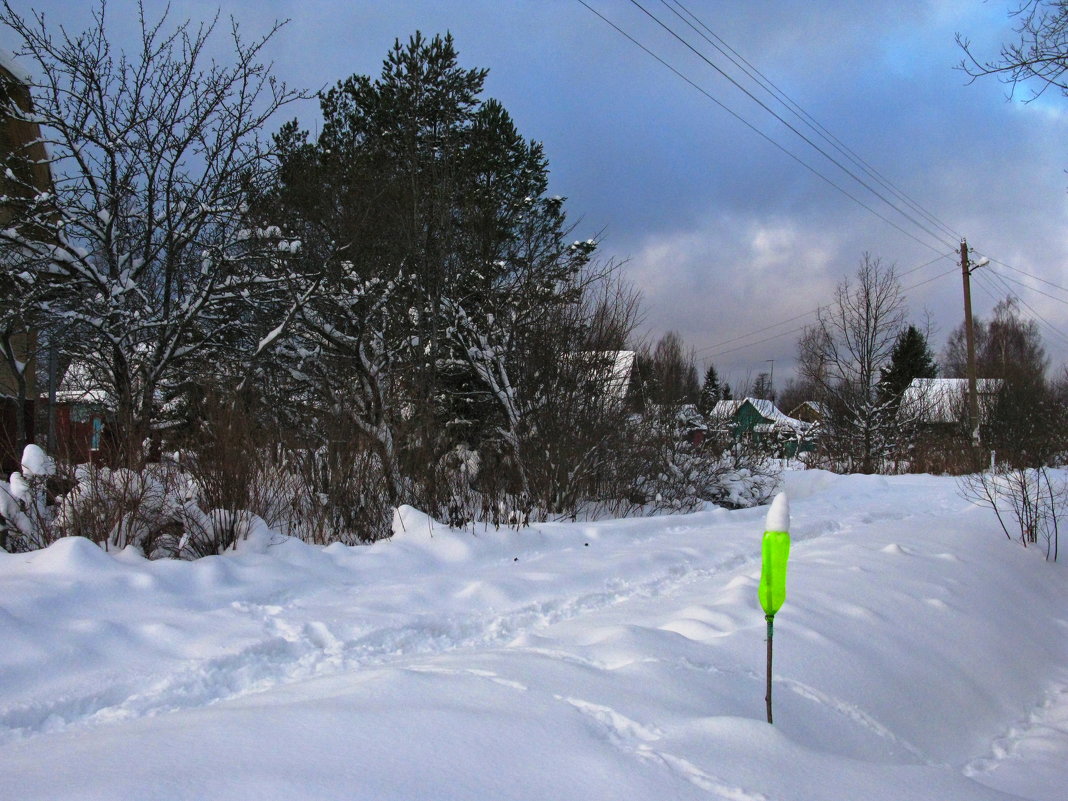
[789,401,826,422]
[711,397,810,432]
[710,399,744,419]
[744,398,811,432]
[570,350,634,403]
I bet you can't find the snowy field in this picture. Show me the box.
[1,469,1065,801]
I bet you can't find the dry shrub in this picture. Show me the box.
[282,438,394,543]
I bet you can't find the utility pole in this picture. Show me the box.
[960,239,980,445]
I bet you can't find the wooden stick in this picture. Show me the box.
[765,613,774,724]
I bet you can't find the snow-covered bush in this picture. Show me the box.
[630,436,779,513]
[578,411,780,517]
[281,441,395,543]
[54,463,186,555]
[49,457,264,558]
[0,445,60,552]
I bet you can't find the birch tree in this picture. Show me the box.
[798,254,906,473]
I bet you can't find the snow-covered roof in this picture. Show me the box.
[789,401,827,421]
[711,398,809,432]
[675,403,707,431]
[607,350,634,401]
[55,361,112,406]
[744,398,810,432]
[0,48,33,84]
[572,351,634,403]
[709,400,743,419]
[899,378,1002,424]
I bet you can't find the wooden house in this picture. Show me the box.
[711,397,814,457]
[1,54,49,471]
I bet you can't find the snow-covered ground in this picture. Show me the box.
[1,470,1065,800]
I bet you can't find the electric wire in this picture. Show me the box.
[988,267,1068,307]
[701,257,959,359]
[575,0,956,255]
[661,0,964,245]
[972,251,1068,296]
[973,269,1068,349]
[576,1,1068,363]
[624,0,959,251]
[696,252,955,356]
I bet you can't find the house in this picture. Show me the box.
[49,361,111,465]
[675,403,708,446]
[710,397,814,456]
[603,350,635,403]
[898,378,1002,426]
[1,53,51,471]
[789,401,826,425]
[570,350,635,409]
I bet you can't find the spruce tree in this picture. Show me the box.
[698,364,720,415]
[878,325,937,409]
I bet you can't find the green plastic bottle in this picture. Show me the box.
[758,493,791,616]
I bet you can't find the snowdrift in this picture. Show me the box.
[0,471,1065,800]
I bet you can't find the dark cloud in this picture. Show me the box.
[4,0,1066,385]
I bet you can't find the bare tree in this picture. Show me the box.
[0,1,305,465]
[958,1,1068,100]
[798,254,907,473]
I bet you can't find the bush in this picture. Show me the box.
[958,465,1062,561]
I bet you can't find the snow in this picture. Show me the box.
[20,444,55,478]
[765,491,789,532]
[0,470,1066,801]
[0,48,32,83]
[746,398,811,432]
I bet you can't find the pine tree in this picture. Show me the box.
[266,32,593,507]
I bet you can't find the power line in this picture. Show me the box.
[624,0,959,251]
[697,251,954,357]
[661,0,964,245]
[972,251,1068,296]
[696,308,820,354]
[700,255,958,359]
[904,264,960,291]
[973,269,1068,349]
[577,3,1068,361]
[988,266,1068,307]
[574,0,957,254]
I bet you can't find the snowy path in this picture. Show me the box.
[0,521,730,742]
[1,470,1066,800]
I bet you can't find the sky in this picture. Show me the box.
[2,0,1067,394]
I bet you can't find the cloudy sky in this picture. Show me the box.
[3,0,1066,392]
